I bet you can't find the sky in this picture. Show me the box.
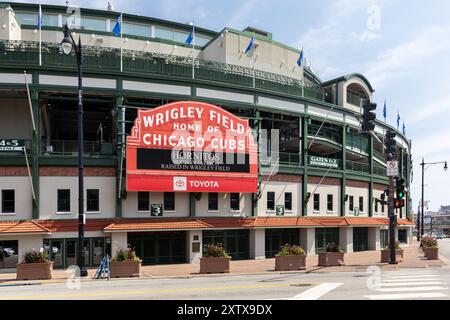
[11,0,450,212]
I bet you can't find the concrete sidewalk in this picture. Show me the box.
[0,241,446,284]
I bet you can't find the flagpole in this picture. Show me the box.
[301,45,304,97]
[120,11,123,72]
[192,21,195,80]
[252,32,256,89]
[39,0,42,66]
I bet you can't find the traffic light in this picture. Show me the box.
[362,99,377,132]
[384,130,397,160]
[394,177,406,209]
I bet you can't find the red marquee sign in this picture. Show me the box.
[126,101,258,193]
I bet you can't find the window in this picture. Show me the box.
[375,200,379,213]
[208,193,218,211]
[81,17,107,32]
[57,189,70,212]
[86,189,99,212]
[164,192,175,211]
[267,192,275,211]
[349,196,354,212]
[123,22,152,37]
[359,196,364,212]
[381,204,385,213]
[1,190,14,213]
[285,192,292,211]
[326,194,333,212]
[313,194,320,211]
[138,192,150,212]
[230,193,240,211]
[398,229,408,244]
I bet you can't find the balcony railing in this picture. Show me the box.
[373,165,387,177]
[346,160,370,173]
[0,40,325,102]
[308,124,342,145]
[260,152,300,167]
[42,140,114,156]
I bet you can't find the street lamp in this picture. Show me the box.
[419,159,447,241]
[60,24,88,277]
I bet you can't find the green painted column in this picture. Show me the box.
[31,88,40,220]
[302,117,308,217]
[115,94,124,218]
[341,125,346,217]
[253,108,261,217]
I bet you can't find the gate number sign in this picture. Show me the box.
[151,204,163,217]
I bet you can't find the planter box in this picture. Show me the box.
[110,260,142,278]
[16,262,53,280]
[381,249,404,263]
[275,255,306,271]
[318,252,344,267]
[423,247,439,260]
[200,257,231,274]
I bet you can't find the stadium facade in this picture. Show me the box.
[0,2,413,269]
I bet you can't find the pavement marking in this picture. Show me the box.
[380,281,444,287]
[382,278,439,282]
[365,292,448,300]
[0,281,317,300]
[374,286,447,292]
[385,275,440,280]
[289,283,343,300]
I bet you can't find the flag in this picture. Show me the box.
[37,4,43,28]
[297,47,304,67]
[383,100,387,121]
[403,121,406,135]
[397,111,400,129]
[37,1,43,66]
[185,30,194,45]
[112,15,122,36]
[244,36,254,54]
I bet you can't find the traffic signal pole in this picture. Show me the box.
[388,175,397,264]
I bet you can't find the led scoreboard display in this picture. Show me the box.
[126,101,258,193]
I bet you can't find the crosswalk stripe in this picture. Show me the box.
[290,283,343,300]
[380,282,444,287]
[385,275,439,279]
[382,278,440,283]
[374,286,447,293]
[365,292,448,300]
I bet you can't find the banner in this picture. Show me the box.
[126,101,258,192]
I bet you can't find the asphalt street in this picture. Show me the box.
[0,240,449,301]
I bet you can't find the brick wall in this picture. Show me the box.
[39,167,115,177]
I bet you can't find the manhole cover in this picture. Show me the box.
[290,283,313,287]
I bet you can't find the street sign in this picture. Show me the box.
[387,161,399,176]
[276,205,285,216]
[151,204,163,217]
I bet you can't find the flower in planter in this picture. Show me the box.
[421,236,438,248]
[113,247,140,262]
[277,244,305,256]
[202,243,230,258]
[23,249,50,264]
[326,242,343,253]
[383,240,402,251]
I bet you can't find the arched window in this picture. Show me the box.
[346,83,369,106]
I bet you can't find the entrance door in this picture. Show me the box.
[0,241,19,269]
[203,230,250,260]
[265,229,300,258]
[380,230,388,249]
[315,228,339,253]
[129,232,187,265]
[66,240,77,267]
[353,228,369,252]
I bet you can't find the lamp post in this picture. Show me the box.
[61,24,88,277]
[419,158,447,241]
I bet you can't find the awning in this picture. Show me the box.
[0,220,51,235]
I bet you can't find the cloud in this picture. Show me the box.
[412,127,450,158]
[407,93,450,124]
[227,0,258,29]
[349,31,381,43]
[365,25,450,88]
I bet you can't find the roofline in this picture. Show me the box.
[1,1,218,37]
[321,73,375,93]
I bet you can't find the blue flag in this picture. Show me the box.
[112,15,122,36]
[297,48,304,67]
[383,100,387,121]
[185,30,193,45]
[397,111,400,129]
[37,4,43,28]
[244,36,254,54]
[403,121,406,135]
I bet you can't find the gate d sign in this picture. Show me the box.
[387,161,398,177]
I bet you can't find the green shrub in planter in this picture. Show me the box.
[113,248,140,262]
[23,250,50,264]
[277,244,305,256]
[326,242,343,253]
[421,236,438,248]
[202,243,230,258]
